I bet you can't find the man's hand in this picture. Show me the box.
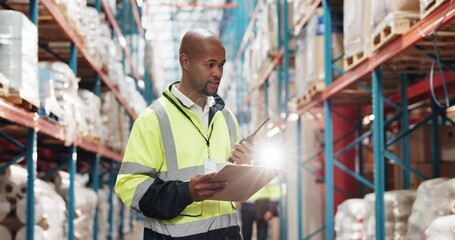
[189,173,227,201]
[230,141,254,165]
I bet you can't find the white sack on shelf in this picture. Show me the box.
[15,225,45,240]
[0,165,27,199]
[78,89,102,139]
[425,214,455,240]
[39,61,79,145]
[15,197,46,225]
[364,190,416,240]
[38,63,64,118]
[335,198,366,240]
[0,166,11,183]
[0,195,10,222]
[0,224,12,240]
[0,10,39,107]
[406,177,455,239]
[343,0,372,57]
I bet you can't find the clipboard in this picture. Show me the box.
[208,163,281,202]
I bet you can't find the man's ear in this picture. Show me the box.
[180,54,190,70]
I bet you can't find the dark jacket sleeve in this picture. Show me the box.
[268,200,279,217]
[139,177,193,220]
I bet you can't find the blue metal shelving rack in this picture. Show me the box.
[0,0,151,238]
[231,0,455,239]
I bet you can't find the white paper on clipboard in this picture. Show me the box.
[208,163,281,202]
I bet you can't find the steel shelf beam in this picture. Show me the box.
[40,0,138,119]
[297,1,455,115]
[363,71,455,115]
[0,99,123,161]
[128,0,144,37]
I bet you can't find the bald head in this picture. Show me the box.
[179,29,224,59]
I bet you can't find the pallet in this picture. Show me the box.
[38,107,59,124]
[343,50,369,72]
[307,80,325,98]
[0,74,9,97]
[371,16,419,52]
[421,0,447,19]
[2,95,39,112]
[297,92,312,106]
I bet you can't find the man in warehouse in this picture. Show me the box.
[115,28,253,239]
[239,172,281,240]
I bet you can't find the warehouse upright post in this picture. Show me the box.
[322,0,334,238]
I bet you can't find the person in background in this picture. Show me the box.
[115,28,253,239]
[239,177,281,240]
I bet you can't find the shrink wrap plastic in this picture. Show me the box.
[425,214,455,240]
[0,165,27,199]
[15,225,46,240]
[0,225,12,240]
[370,0,420,40]
[53,171,98,240]
[101,92,131,151]
[0,10,40,107]
[364,190,416,239]
[343,0,372,57]
[78,89,102,139]
[0,195,10,222]
[295,8,342,98]
[406,178,455,239]
[38,61,80,146]
[335,198,366,240]
[38,63,64,118]
[0,165,66,239]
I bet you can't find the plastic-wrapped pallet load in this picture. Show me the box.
[0,165,66,239]
[364,190,416,239]
[15,180,66,239]
[38,63,64,118]
[406,178,455,239]
[119,76,147,116]
[303,8,343,88]
[294,31,307,99]
[335,198,366,240]
[0,10,40,108]
[343,0,371,61]
[15,225,46,240]
[0,164,27,200]
[100,91,131,151]
[370,0,420,49]
[78,89,102,140]
[38,61,80,145]
[97,186,110,240]
[425,214,455,239]
[53,171,98,240]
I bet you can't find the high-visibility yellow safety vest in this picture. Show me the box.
[115,86,240,237]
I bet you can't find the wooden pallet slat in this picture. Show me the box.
[421,0,447,19]
[307,80,325,98]
[371,16,419,52]
[343,50,369,72]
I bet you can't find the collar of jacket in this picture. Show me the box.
[165,82,226,122]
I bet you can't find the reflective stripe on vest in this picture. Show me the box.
[149,100,237,181]
[222,109,236,148]
[144,213,238,237]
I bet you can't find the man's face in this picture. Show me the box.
[187,40,226,97]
